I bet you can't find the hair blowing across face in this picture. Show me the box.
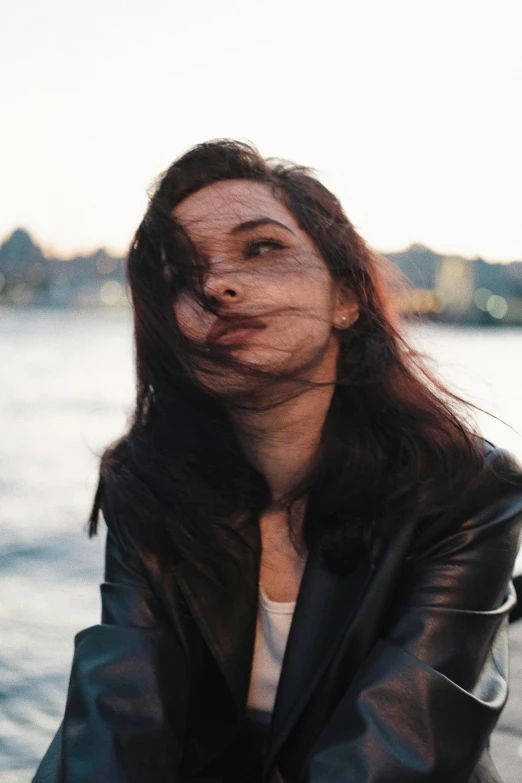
[86,138,522,585]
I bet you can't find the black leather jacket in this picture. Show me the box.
[32,441,522,782]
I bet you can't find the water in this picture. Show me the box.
[1,307,522,779]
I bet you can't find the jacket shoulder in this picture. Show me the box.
[408,437,522,561]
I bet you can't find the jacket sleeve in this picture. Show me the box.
[31,494,191,783]
[301,448,522,783]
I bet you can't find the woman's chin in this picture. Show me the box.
[191,357,290,399]
[189,341,325,400]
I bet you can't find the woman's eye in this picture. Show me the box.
[245,239,285,257]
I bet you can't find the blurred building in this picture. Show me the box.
[0,229,128,309]
[387,243,522,326]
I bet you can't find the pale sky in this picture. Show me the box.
[1,0,521,261]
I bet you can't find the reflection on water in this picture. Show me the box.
[1,307,521,777]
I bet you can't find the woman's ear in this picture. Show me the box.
[334,281,360,328]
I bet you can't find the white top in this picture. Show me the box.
[246,584,296,727]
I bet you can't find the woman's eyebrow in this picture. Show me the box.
[228,218,296,237]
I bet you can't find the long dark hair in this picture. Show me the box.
[87,138,522,585]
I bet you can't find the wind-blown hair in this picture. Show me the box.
[87,138,522,585]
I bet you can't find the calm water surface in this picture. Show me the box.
[1,307,522,779]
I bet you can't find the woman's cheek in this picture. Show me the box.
[172,297,203,341]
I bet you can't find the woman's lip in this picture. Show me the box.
[207,316,267,343]
[211,325,266,345]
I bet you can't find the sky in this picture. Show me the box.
[1,0,521,262]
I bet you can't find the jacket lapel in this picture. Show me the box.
[264,537,384,768]
[173,511,262,719]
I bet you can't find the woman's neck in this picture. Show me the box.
[227,364,336,507]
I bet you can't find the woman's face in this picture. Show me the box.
[171,179,358,394]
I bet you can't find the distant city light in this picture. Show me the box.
[435,257,474,315]
[486,295,508,319]
[392,288,444,314]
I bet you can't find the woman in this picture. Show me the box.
[33,139,522,783]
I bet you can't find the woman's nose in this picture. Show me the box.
[203,264,246,305]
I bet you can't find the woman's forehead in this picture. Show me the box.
[172,179,301,240]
